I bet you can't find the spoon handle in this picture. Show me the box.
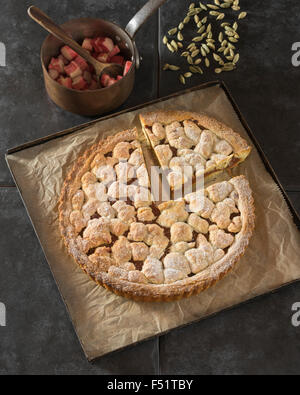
[28,6,104,72]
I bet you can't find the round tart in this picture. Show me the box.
[59,126,255,302]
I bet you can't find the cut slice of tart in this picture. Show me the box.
[139,110,252,190]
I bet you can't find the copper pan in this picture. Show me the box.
[39,0,167,116]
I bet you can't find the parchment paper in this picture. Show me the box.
[6,84,300,361]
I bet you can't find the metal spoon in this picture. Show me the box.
[28,6,123,81]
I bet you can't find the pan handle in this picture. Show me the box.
[125,0,167,39]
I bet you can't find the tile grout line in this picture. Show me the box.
[156,337,161,375]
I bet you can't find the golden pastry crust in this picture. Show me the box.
[140,110,250,152]
[59,128,138,270]
[59,124,255,303]
[101,176,254,301]
[140,110,252,186]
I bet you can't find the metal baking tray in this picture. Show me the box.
[5,80,300,361]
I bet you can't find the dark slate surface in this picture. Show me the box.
[289,192,300,215]
[0,188,159,375]
[158,0,300,191]
[0,0,300,375]
[0,0,158,185]
[159,282,300,375]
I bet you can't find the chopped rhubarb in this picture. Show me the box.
[107,78,117,86]
[109,55,125,65]
[109,45,120,58]
[97,53,109,63]
[58,76,72,89]
[49,69,59,80]
[88,79,99,90]
[72,76,88,90]
[48,35,129,92]
[92,37,114,53]
[74,55,89,71]
[64,61,82,79]
[101,37,114,53]
[49,57,64,74]
[100,73,111,88]
[83,70,92,84]
[82,38,93,52]
[123,61,132,76]
[92,37,105,53]
[61,45,78,61]
[58,54,69,65]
